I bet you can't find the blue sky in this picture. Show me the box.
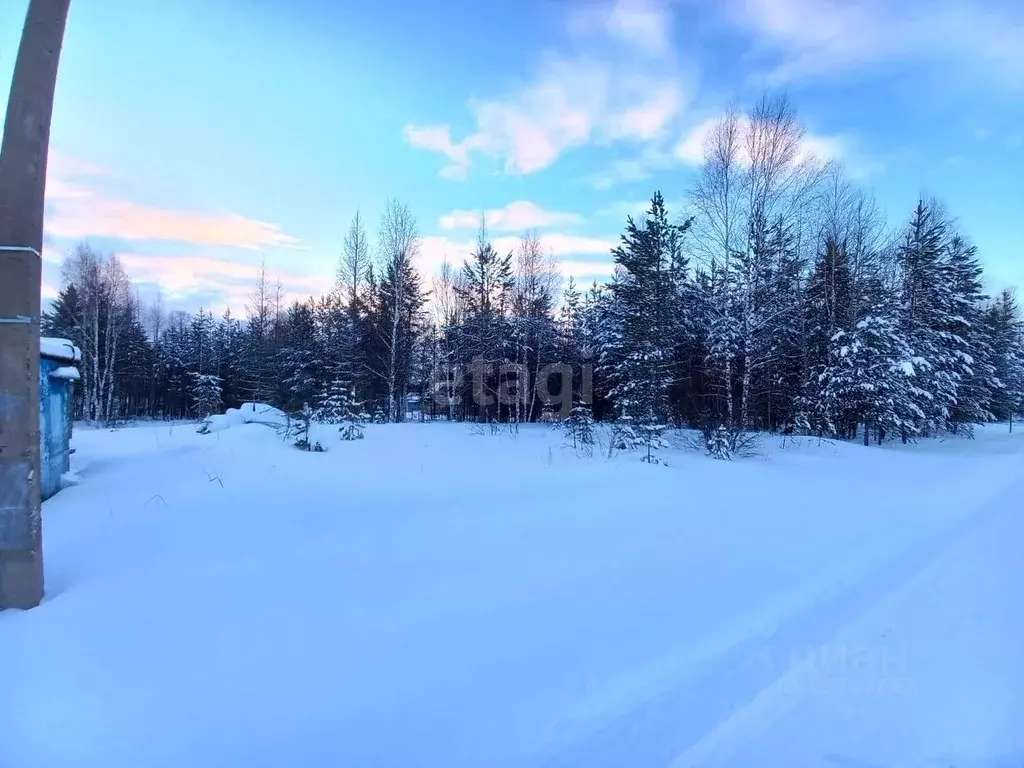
[2,0,1022,314]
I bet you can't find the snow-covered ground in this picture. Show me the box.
[1,420,1022,768]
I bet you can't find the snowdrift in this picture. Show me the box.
[198,402,288,434]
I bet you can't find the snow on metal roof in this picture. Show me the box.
[40,337,82,363]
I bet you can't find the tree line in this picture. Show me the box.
[42,95,1024,452]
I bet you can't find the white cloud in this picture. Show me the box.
[403,124,471,181]
[438,164,469,182]
[404,0,694,179]
[606,81,685,142]
[583,144,676,189]
[569,0,675,58]
[114,252,330,315]
[557,259,617,281]
[440,201,584,232]
[604,0,674,55]
[417,232,617,280]
[673,113,847,166]
[796,132,847,164]
[673,116,720,165]
[722,0,1024,85]
[521,233,618,257]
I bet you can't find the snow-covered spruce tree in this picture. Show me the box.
[704,261,741,427]
[602,192,684,462]
[190,372,223,419]
[563,400,595,456]
[987,290,1024,430]
[318,374,352,424]
[339,387,365,441]
[897,200,961,437]
[795,235,856,437]
[707,425,732,460]
[292,403,325,451]
[944,233,998,432]
[610,414,638,453]
[732,212,805,431]
[818,291,924,446]
[278,301,322,414]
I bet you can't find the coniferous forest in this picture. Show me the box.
[42,96,1024,449]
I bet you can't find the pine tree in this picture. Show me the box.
[318,374,351,424]
[796,236,855,436]
[339,389,366,441]
[818,296,924,445]
[292,403,325,451]
[278,301,322,414]
[944,234,997,431]
[988,290,1024,429]
[41,284,81,339]
[563,400,595,455]
[602,192,685,462]
[559,276,583,357]
[898,200,960,436]
[707,426,732,460]
[190,372,223,419]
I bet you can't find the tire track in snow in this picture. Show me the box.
[665,473,1024,768]
[535,463,1024,768]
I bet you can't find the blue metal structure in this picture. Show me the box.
[39,337,80,500]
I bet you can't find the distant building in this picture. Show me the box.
[39,337,81,500]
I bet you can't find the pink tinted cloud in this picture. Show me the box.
[44,153,300,250]
[116,252,330,312]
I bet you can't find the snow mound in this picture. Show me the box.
[198,402,288,434]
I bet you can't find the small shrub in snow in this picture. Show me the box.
[563,402,595,456]
[325,386,365,441]
[372,407,387,424]
[693,425,761,460]
[707,426,733,460]
[611,417,638,452]
[684,412,761,460]
[291,404,320,451]
[636,421,668,464]
[340,422,364,441]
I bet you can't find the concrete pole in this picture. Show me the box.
[0,0,71,610]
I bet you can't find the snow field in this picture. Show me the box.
[1,420,1021,767]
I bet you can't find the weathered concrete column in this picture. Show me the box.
[0,0,71,610]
